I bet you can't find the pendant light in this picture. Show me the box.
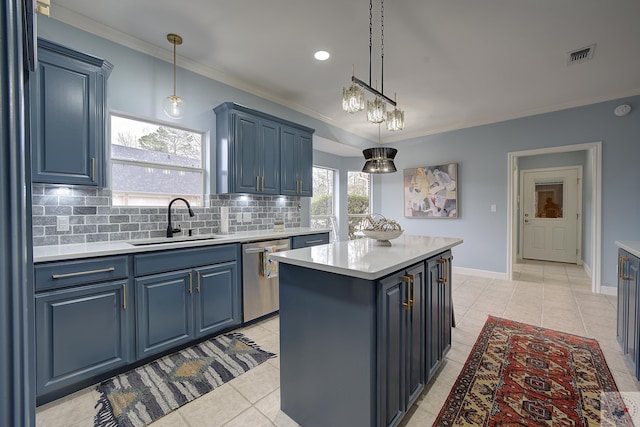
[362,125,397,174]
[163,33,185,119]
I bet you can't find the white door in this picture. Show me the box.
[521,167,580,263]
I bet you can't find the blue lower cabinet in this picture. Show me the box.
[290,232,329,249]
[426,251,453,381]
[35,280,131,399]
[616,249,640,379]
[135,262,241,359]
[135,270,193,358]
[378,263,425,427]
[194,262,240,337]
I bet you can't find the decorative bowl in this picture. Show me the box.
[362,229,404,246]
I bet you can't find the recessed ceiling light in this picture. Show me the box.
[314,50,330,61]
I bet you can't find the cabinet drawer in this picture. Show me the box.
[35,256,129,291]
[291,233,329,249]
[134,244,238,276]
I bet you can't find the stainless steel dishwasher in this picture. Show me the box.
[242,238,290,322]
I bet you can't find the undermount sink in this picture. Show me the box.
[128,234,222,246]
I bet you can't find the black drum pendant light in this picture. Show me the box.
[362,125,397,173]
[342,0,402,173]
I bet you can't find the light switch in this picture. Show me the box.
[243,212,252,223]
[57,215,70,231]
[490,204,497,213]
[235,213,242,223]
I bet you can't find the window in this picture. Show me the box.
[347,172,371,239]
[110,114,204,206]
[311,167,335,229]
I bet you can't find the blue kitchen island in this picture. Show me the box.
[270,235,463,427]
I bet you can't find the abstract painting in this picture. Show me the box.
[404,163,458,218]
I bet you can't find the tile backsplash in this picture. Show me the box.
[32,185,301,246]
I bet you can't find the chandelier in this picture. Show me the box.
[342,0,403,173]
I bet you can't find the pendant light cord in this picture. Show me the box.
[172,40,177,97]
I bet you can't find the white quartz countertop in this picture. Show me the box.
[33,228,332,263]
[269,234,463,280]
[616,241,640,259]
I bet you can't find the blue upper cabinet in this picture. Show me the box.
[215,102,314,196]
[31,39,112,186]
[280,125,313,197]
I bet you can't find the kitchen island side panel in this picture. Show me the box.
[279,264,377,427]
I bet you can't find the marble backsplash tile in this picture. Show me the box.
[32,184,301,246]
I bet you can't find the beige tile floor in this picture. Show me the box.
[36,260,639,426]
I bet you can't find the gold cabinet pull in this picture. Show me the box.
[305,240,324,245]
[402,276,411,310]
[256,176,260,191]
[188,272,193,294]
[197,271,201,292]
[407,274,415,307]
[122,284,127,309]
[52,267,115,279]
[91,157,96,182]
[262,176,265,192]
[620,256,631,280]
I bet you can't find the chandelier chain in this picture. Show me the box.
[369,0,373,86]
[381,0,384,94]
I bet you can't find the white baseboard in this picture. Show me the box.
[600,286,616,296]
[453,267,509,280]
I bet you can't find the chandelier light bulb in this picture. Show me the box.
[386,107,405,131]
[342,83,365,113]
[367,97,386,124]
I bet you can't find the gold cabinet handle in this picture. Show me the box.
[620,256,631,280]
[262,176,265,192]
[305,240,324,245]
[407,274,415,307]
[91,157,96,182]
[402,276,411,310]
[188,272,193,294]
[52,267,115,279]
[256,176,260,192]
[122,284,126,309]
[197,271,201,292]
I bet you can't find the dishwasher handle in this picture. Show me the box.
[244,244,290,254]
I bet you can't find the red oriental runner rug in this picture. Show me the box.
[434,316,634,426]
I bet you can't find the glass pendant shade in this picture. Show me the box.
[342,83,365,113]
[163,95,185,119]
[362,147,398,174]
[386,107,404,131]
[367,96,386,123]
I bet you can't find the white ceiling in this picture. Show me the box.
[49,0,640,150]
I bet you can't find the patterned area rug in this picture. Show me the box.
[94,333,275,427]
[434,316,634,426]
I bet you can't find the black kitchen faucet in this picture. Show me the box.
[166,197,195,238]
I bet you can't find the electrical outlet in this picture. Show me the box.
[243,212,252,223]
[235,213,242,223]
[491,204,497,213]
[57,215,70,232]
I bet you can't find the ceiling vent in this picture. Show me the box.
[567,44,595,65]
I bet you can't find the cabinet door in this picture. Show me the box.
[297,131,313,196]
[280,126,313,196]
[36,280,130,396]
[405,264,425,407]
[625,255,639,368]
[426,257,442,380]
[31,40,110,186]
[378,275,406,427]
[290,232,330,249]
[234,113,261,193]
[280,126,298,195]
[617,251,627,346]
[440,253,453,355]
[193,262,240,337]
[135,270,193,359]
[259,120,280,195]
